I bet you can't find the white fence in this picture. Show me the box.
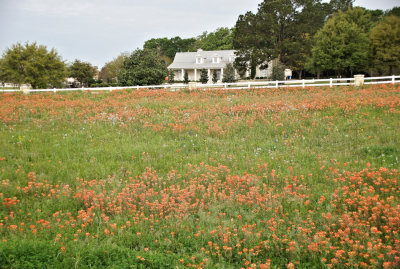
[1,75,399,94]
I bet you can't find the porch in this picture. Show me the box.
[173,68,224,82]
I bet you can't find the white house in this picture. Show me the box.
[168,49,275,82]
[168,49,234,82]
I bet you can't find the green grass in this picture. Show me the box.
[0,85,399,268]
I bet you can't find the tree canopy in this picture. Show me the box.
[233,0,330,79]
[68,60,97,87]
[143,28,234,65]
[190,28,234,51]
[0,42,65,89]
[280,0,331,78]
[144,37,196,62]
[306,8,371,77]
[99,54,127,83]
[233,11,268,79]
[387,6,400,17]
[370,15,400,74]
[330,0,354,12]
[118,48,168,86]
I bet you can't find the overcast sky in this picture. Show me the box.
[0,0,398,68]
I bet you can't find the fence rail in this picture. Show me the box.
[1,75,399,94]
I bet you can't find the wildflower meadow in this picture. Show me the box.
[0,84,399,268]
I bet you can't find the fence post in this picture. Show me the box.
[188,82,197,90]
[354,75,365,87]
[276,80,278,88]
[330,78,333,88]
[248,82,251,89]
[20,85,30,95]
[224,83,227,89]
[302,79,305,88]
[393,75,395,84]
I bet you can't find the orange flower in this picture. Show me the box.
[287,262,295,269]
[383,262,392,269]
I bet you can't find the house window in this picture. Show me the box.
[196,57,203,64]
[216,70,221,80]
[212,57,221,64]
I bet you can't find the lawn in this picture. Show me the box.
[0,84,399,268]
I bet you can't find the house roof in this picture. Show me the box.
[168,49,236,69]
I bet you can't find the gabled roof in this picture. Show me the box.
[168,49,236,69]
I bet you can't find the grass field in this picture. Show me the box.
[0,85,399,268]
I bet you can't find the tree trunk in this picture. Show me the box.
[317,71,320,79]
[298,70,302,80]
[250,64,257,79]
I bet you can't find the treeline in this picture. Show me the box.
[0,28,235,89]
[99,0,400,83]
[98,27,234,86]
[0,0,399,88]
[0,43,102,89]
[233,0,400,79]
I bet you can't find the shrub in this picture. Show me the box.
[118,48,168,86]
[212,70,218,83]
[270,62,285,81]
[184,72,189,84]
[222,63,236,83]
[200,69,208,84]
[168,70,175,83]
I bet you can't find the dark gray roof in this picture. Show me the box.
[168,49,236,69]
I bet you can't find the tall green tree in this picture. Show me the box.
[0,42,65,89]
[281,0,330,78]
[233,0,329,79]
[306,8,371,77]
[68,60,97,87]
[370,15,400,74]
[233,11,268,79]
[118,48,168,86]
